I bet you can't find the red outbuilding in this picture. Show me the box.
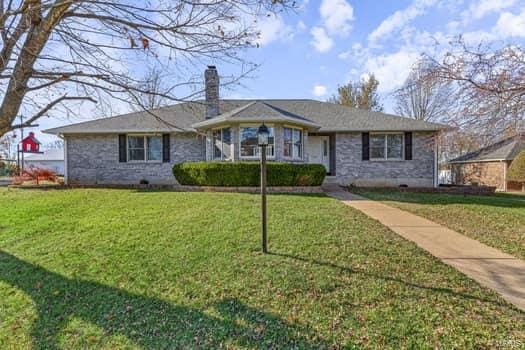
[21,132,41,153]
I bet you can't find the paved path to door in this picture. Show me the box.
[324,187,525,312]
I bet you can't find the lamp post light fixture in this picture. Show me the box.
[257,123,269,253]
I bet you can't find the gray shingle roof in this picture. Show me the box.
[44,99,447,135]
[450,134,525,163]
[192,101,321,129]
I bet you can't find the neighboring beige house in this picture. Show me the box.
[450,133,525,191]
[44,66,447,187]
[24,149,65,175]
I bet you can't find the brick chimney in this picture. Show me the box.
[205,65,219,119]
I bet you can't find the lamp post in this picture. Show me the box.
[257,123,269,253]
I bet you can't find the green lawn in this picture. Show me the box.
[0,189,523,349]
[352,189,525,261]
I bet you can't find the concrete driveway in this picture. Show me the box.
[324,186,525,312]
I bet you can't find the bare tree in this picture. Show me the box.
[329,74,383,111]
[0,0,292,138]
[423,39,525,140]
[131,68,169,111]
[45,139,64,149]
[394,59,453,122]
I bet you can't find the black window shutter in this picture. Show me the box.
[162,134,170,162]
[118,134,127,162]
[405,132,413,160]
[362,132,370,161]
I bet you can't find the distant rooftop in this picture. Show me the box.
[450,133,525,163]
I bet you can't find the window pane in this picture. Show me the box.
[387,134,403,159]
[293,129,302,158]
[284,143,292,157]
[213,130,222,159]
[240,127,258,157]
[370,135,385,159]
[128,136,144,149]
[222,128,232,160]
[283,127,292,157]
[129,149,145,161]
[128,136,145,161]
[240,127,274,158]
[284,128,292,142]
[147,136,162,161]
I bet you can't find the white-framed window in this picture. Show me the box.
[370,133,403,160]
[127,135,162,162]
[239,125,274,159]
[213,127,232,160]
[283,127,303,159]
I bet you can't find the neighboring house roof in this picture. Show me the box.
[44,99,447,135]
[449,134,525,163]
[24,149,64,161]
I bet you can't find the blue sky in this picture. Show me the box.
[26,0,525,145]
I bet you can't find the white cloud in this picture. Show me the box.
[320,0,355,35]
[310,26,334,52]
[461,8,525,43]
[368,0,437,44]
[255,13,294,46]
[494,9,525,37]
[463,0,516,21]
[337,51,351,60]
[364,50,420,93]
[297,20,307,32]
[312,84,328,97]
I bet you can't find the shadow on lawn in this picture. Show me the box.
[269,252,510,308]
[352,190,525,209]
[0,251,333,349]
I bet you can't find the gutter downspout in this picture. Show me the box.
[434,134,439,188]
[60,134,68,185]
[502,160,507,192]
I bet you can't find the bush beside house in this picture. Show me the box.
[507,151,525,191]
[173,162,326,187]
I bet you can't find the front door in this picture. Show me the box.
[307,136,330,172]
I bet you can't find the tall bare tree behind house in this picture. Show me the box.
[422,39,525,142]
[0,0,292,138]
[394,59,453,122]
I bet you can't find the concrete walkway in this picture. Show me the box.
[324,186,525,311]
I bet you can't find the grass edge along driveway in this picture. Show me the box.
[353,189,525,261]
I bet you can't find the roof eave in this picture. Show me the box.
[192,118,321,130]
[43,128,191,135]
[318,127,443,132]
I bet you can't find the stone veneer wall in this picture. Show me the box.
[335,132,436,187]
[66,133,204,185]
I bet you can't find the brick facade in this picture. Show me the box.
[451,161,506,190]
[335,132,436,187]
[65,129,438,187]
[66,133,204,185]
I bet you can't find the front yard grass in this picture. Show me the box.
[0,188,523,349]
[353,189,525,261]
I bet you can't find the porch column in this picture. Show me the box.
[205,130,213,161]
[274,125,284,161]
[303,130,309,162]
[231,125,240,161]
